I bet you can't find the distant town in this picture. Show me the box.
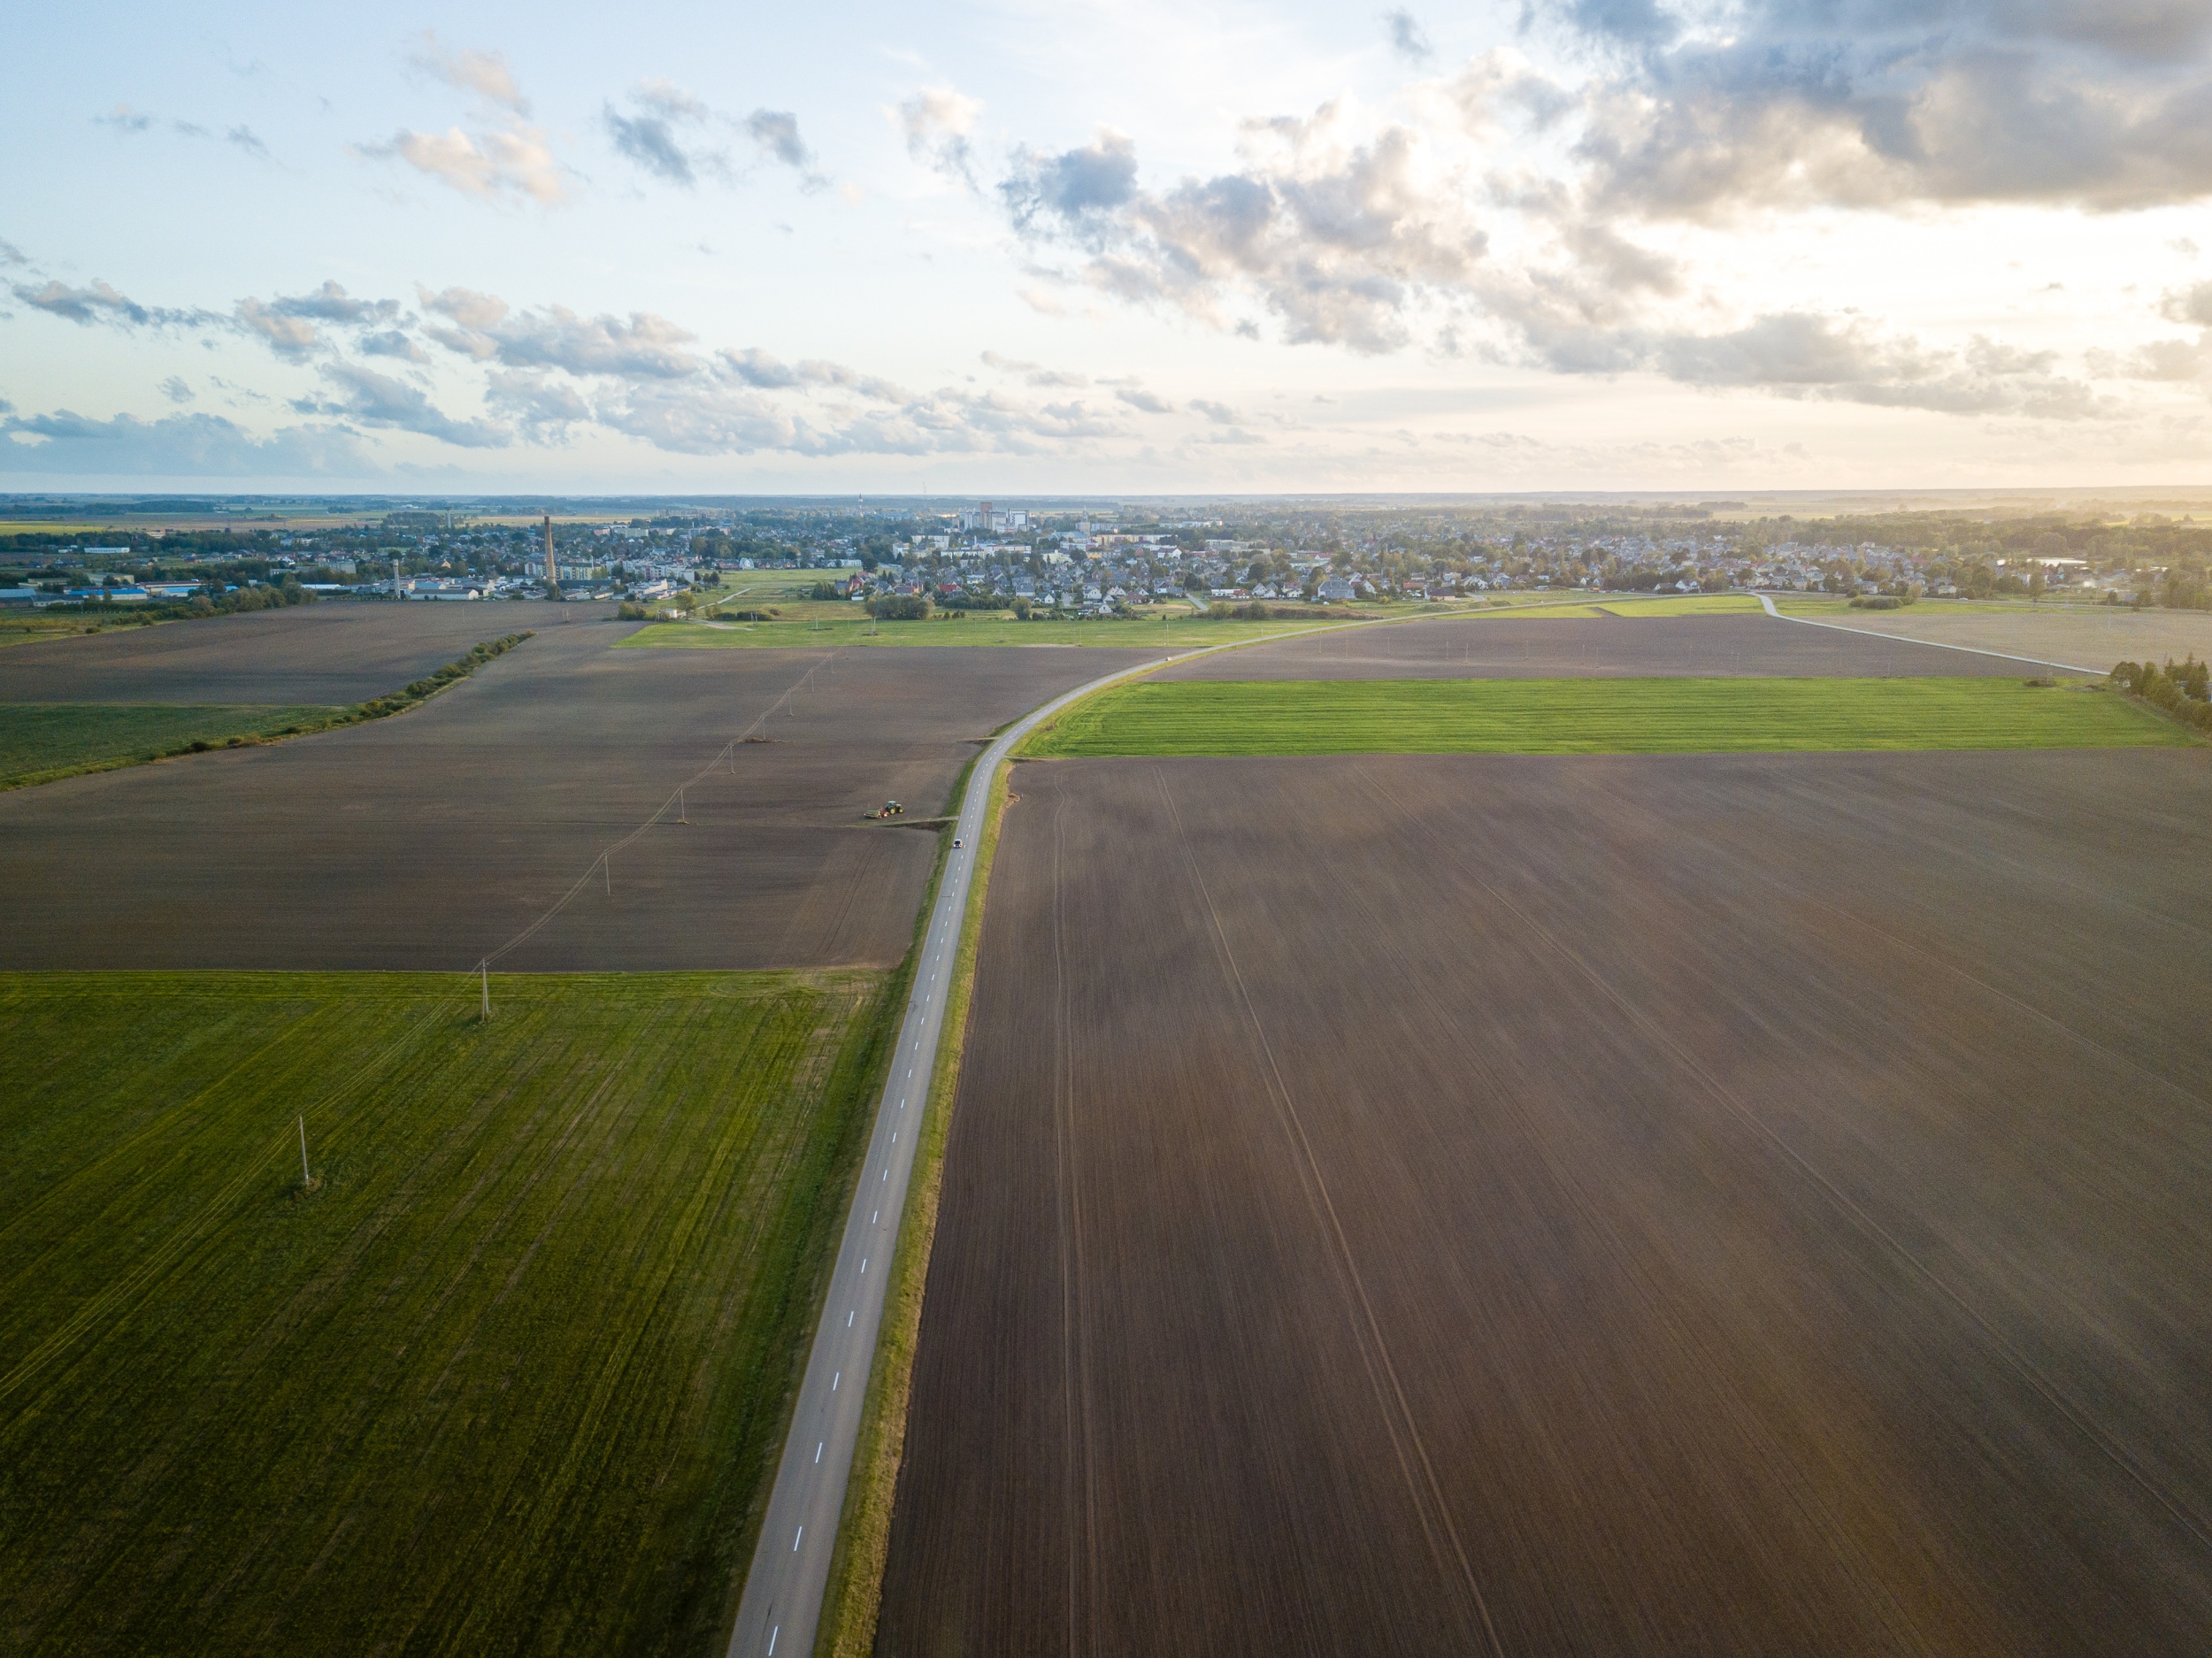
[4,495,2209,618]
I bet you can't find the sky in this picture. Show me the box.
[4,0,2212,495]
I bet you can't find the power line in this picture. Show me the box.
[475,649,843,975]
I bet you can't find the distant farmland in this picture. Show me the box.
[0,634,1162,971]
[619,612,1351,651]
[0,969,894,1657]
[1024,675,2184,756]
[1156,611,2086,681]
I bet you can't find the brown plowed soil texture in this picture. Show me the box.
[879,748,2212,1657]
[1156,613,2082,680]
[0,599,612,704]
[0,636,1166,970]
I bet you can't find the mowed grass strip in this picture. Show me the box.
[1023,676,2191,756]
[0,703,344,787]
[0,969,895,1657]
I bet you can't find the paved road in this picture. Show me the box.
[726,641,1263,1658]
[733,589,2100,1655]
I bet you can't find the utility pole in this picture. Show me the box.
[480,961,491,1021]
[298,1116,311,1186]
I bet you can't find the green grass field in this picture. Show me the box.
[1593,593,1765,616]
[0,969,895,1657]
[0,703,347,788]
[1021,676,2189,756]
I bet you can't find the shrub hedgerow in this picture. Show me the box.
[2109,656,2212,733]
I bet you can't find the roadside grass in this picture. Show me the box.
[0,968,896,1658]
[814,762,1010,1658]
[0,632,530,792]
[1021,676,2193,756]
[0,703,346,787]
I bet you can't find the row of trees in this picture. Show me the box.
[2110,656,2212,733]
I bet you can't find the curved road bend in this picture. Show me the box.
[732,592,2110,1656]
[729,624,1365,1658]
[1752,590,2106,673]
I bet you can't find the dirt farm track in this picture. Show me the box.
[879,748,2212,1656]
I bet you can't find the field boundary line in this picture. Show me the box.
[1753,591,2108,674]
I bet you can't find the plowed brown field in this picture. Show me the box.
[1156,613,2082,680]
[879,749,2212,1656]
[0,634,1166,970]
[0,599,612,703]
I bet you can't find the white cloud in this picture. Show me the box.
[406,33,530,115]
[371,124,567,205]
[0,408,376,476]
[293,361,511,448]
[898,87,983,185]
[234,297,323,361]
[1002,102,1487,352]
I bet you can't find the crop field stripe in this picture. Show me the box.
[1153,765,1508,1657]
[1024,677,2189,756]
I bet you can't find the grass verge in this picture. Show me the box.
[1020,675,2193,756]
[0,632,532,791]
[812,758,1016,1658]
[0,968,895,1658]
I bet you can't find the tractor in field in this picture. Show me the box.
[873,800,905,819]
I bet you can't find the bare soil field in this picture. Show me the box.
[0,599,610,705]
[1157,612,2073,680]
[879,748,2212,1656]
[0,635,1165,971]
[1786,603,2212,674]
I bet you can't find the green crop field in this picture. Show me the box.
[0,969,894,1656]
[1593,593,1765,616]
[0,703,347,788]
[1021,676,2190,756]
[618,613,1368,650]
